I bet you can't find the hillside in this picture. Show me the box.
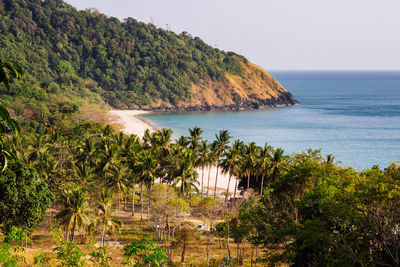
[0,0,298,113]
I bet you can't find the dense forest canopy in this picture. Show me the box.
[0,0,254,109]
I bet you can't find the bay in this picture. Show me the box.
[142,71,400,170]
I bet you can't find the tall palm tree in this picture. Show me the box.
[270,148,286,182]
[242,142,260,190]
[95,188,122,246]
[212,130,232,197]
[135,150,160,220]
[257,143,273,196]
[105,162,128,206]
[172,150,199,199]
[122,135,142,216]
[56,188,90,242]
[220,140,243,201]
[198,140,211,197]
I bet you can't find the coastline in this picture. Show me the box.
[109,110,158,137]
[109,109,237,195]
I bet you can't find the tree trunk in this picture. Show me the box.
[181,241,186,263]
[236,244,240,264]
[234,179,237,200]
[101,224,107,246]
[201,164,205,198]
[227,223,231,258]
[214,165,219,197]
[206,165,211,197]
[132,182,135,216]
[255,246,258,267]
[260,175,265,196]
[226,174,231,202]
[251,246,254,267]
[70,219,76,242]
[206,238,210,267]
[140,182,143,221]
[247,171,251,190]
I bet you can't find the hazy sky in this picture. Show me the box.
[66,0,400,71]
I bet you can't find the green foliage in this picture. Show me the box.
[54,241,86,267]
[89,246,112,267]
[0,159,54,234]
[0,0,247,109]
[122,238,167,266]
[0,227,27,267]
[33,250,52,266]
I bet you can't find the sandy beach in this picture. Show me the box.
[110,110,237,195]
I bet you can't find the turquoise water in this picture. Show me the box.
[142,72,400,170]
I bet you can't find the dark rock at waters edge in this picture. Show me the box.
[141,92,299,112]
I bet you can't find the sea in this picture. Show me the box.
[142,71,400,170]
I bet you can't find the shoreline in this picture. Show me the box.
[109,109,237,195]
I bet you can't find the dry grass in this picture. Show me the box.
[7,206,267,266]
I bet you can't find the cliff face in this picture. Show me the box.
[144,62,298,111]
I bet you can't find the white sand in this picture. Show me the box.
[110,110,236,195]
[110,110,157,138]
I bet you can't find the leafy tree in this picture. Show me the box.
[54,241,86,267]
[122,238,167,267]
[0,160,54,234]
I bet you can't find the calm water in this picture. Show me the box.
[142,71,400,170]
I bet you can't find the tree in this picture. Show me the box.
[198,140,211,197]
[0,59,22,173]
[123,238,167,267]
[95,188,122,246]
[0,160,54,235]
[56,187,90,242]
[220,140,242,202]
[175,226,198,263]
[212,130,232,197]
[198,197,224,265]
[257,143,273,196]
[269,148,286,182]
[242,142,259,190]
[172,149,199,199]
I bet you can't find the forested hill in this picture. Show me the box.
[0,0,298,111]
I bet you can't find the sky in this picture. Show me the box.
[66,0,400,71]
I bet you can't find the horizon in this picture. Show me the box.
[66,0,400,72]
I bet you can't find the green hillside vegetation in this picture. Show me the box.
[0,0,259,110]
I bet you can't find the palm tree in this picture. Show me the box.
[56,188,90,242]
[270,148,286,182]
[212,130,232,197]
[122,135,142,216]
[220,140,243,201]
[75,137,97,168]
[242,142,260,190]
[105,162,128,207]
[176,135,190,148]
[257,143,273,196]
[135,150,160,220]
[172,150,199,199]
[198,140,211,197]
[95,188,122,246]
[74,161,95,188]
[188,126,203,151]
